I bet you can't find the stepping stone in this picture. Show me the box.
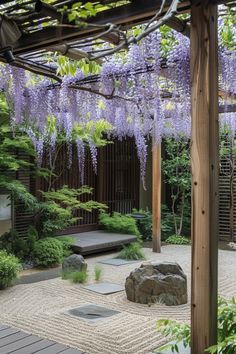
[83,282,124,294]
[67,304,120,322]
[98,258,139,266]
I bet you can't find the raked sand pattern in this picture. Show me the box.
[0,245,235,354]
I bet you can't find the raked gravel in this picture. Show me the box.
[0,245,235,354]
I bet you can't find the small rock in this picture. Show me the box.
[125,262,187,306]
[62,254,87,273]
[22,260,35,270]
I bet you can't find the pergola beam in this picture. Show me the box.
[12,0,190,55]
[219,104,236,113]
[190,1,219,353]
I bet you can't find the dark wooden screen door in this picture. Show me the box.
[36,138,140,235]
[98,138,140,215]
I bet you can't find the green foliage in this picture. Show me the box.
[161,204,174,240]
[33,238,64,267]
[43,117,113,151]
[220,10,236,50]
[99,212,140,236]
[159,25,178,57]
[27,226,38,254]
[117,242,146,260]
[72,120,113,146]
[156,319,190,353]
[36,185,106,237]
[0,124,37,210]
[165,235,190,245]
[66,1,105,22]
[162,138,191,236]
[132,208,152,241]
[56,56,101,76]
[29,119,110,238]
[0,121,110,242]
[161,203,191,240]
[94,266,102,281]
[62,270,88,284]
[55,237,73,258]
[207,298,236,354]
[131,206,190,241]
[0,251,21,289]
[0,228,37,260]
[156,297,236,354]
[70,271,88,284]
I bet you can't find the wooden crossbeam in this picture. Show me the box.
[219,104,236,113]
[12,0,190,55]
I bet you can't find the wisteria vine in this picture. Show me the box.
[0,24,236,186]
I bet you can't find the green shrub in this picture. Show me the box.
[55,236,73,258]
[132,208,152,241]
[207,297,236,354]
[161,204,175,240]
[0,251,21,289]
[99,212,140,236]
[33,237,64,267]
[156,297,236,354]
[26,226,38,255]
[0,228,37,260]
[117,242,146,260]
[94,266,102,281]
[62,270,88,283]
[161,203,191,241]
[165,235,190,245]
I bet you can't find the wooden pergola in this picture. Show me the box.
[0,1,235,353]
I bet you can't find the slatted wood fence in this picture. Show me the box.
[219,137,236,242]
[14,138,140,236]
[13,151,35,237]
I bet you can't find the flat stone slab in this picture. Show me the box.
[15,266,61,285]
[98,258,139,266]
[83,282,125,294]
[58,231,137,255]
[67,304,120,322]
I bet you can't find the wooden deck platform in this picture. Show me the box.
[0,325,83,354]
[61,230,137,255]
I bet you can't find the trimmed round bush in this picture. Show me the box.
[33,238,64,267]
[0,251,21,289]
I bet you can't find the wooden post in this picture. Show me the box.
[152,142,161,253]
[190,1,219,353]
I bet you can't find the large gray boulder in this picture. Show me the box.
[125,262,187,306]
[62,254,87,273]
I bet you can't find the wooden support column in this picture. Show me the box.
[152,142,161,253]
[190,1,219,353]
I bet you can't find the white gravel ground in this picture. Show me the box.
[0,245,235,354]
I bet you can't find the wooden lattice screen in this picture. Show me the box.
[98,139,140,214]
[13,150,34,237]
[219,138,236,242]
[32,137,140,235]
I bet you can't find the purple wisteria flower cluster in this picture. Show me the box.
[1,26,234,183]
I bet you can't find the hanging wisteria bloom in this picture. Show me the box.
[6,24,234,183]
